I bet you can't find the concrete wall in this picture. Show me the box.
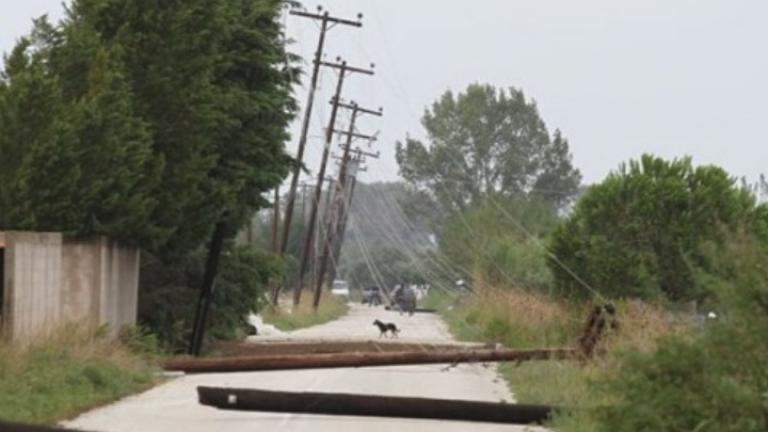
[2,232,63,341]
[1,232,139,342]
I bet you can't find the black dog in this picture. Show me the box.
[373,319,400,338]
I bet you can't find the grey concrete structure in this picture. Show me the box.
[0,231,139,342]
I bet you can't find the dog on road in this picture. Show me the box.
[373,319,400,338]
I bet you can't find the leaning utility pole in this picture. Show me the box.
[293,60,374,306]
[326,154,364,287]
[271,186,280,252]
[278,7,362,259]
[313,104,381,309]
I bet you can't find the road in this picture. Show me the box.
[63,303,548,432]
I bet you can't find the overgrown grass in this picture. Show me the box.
[0,325,160,425]
[262,292,349,331]
[431,286,679,411]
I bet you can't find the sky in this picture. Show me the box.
[2,1,767,187]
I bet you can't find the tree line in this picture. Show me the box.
[0,0,297,351]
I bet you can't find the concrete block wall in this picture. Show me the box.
[1,232,140,342]
[2,232,63,341]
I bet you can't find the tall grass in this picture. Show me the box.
[0,325,159,425]
[432,285,680,409]
[261,292,350,331]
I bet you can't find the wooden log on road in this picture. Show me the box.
[0,422,86,432]
[198,386,554,424]
[220,340,490,356]
[165,348,575,373]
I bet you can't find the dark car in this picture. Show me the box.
[362,286,382,306]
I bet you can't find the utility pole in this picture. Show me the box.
[293,60,374,307]
[326,153,365,287]
[272,186,280,252]
[279,7,362,260]
[313,103,381,309]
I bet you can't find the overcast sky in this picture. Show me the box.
[3,1,767,187]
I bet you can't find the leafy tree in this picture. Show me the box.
[396,84,581,212]
[549,154,768,301]
[0,16,160,243]
[0,1,298,350]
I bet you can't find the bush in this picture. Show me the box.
[557,234,768,432]
[138,245,281,352]
[549,154,768,301]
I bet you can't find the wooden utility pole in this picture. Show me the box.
[198,387,554,425]
[313,104,381,309]
[292,60,374,307]
[326,155,363,287]
[271,186,280,252]
[279,8,362,257]
[166,348,576,373]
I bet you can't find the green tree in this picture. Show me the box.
[0,16,160,244]
[440,197,557,291]
[396,83,581,212]
[549,154,768,300]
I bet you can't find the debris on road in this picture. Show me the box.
[164,348,576,373]
[197,386,555,425]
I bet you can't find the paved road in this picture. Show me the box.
[63,303,548,432]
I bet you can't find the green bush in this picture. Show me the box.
[549,154,768,301]
[556,234,768,432]
[138,245,281,352]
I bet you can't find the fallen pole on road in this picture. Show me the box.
[198,386,555,425]
[0,422,85,432]
[165,348,576,373]
[384,306,438,313]
[220,340,491,356]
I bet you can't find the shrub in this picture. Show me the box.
[557,234,768,432]
[138,245,281,352]
[549,154,768,301]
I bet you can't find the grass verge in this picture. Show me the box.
[0,325,160,425]
[261,292,350,331]
[429,286,679,413]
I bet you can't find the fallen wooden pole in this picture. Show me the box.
[165,348,575,373]
[384,306,438,313]
[220,340,491,356]
[198,386,554,425]
[0,422,86,432]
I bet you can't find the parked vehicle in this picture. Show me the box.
[331,280,350,298]
[361,286,383,306]
[393,284,416,316]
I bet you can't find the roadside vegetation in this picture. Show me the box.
[261,294,350,331]
[0,326,159,425]
[410,111,768,430]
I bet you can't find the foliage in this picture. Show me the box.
[261,292,349,331]
[549,154,768,301]
[0,326,157,425]
[396,83,581,212]
[440,197,558,291]
[558,234,768,432]
[0,16,161,244]
[138,246,281,352]
[0,0,297,256]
